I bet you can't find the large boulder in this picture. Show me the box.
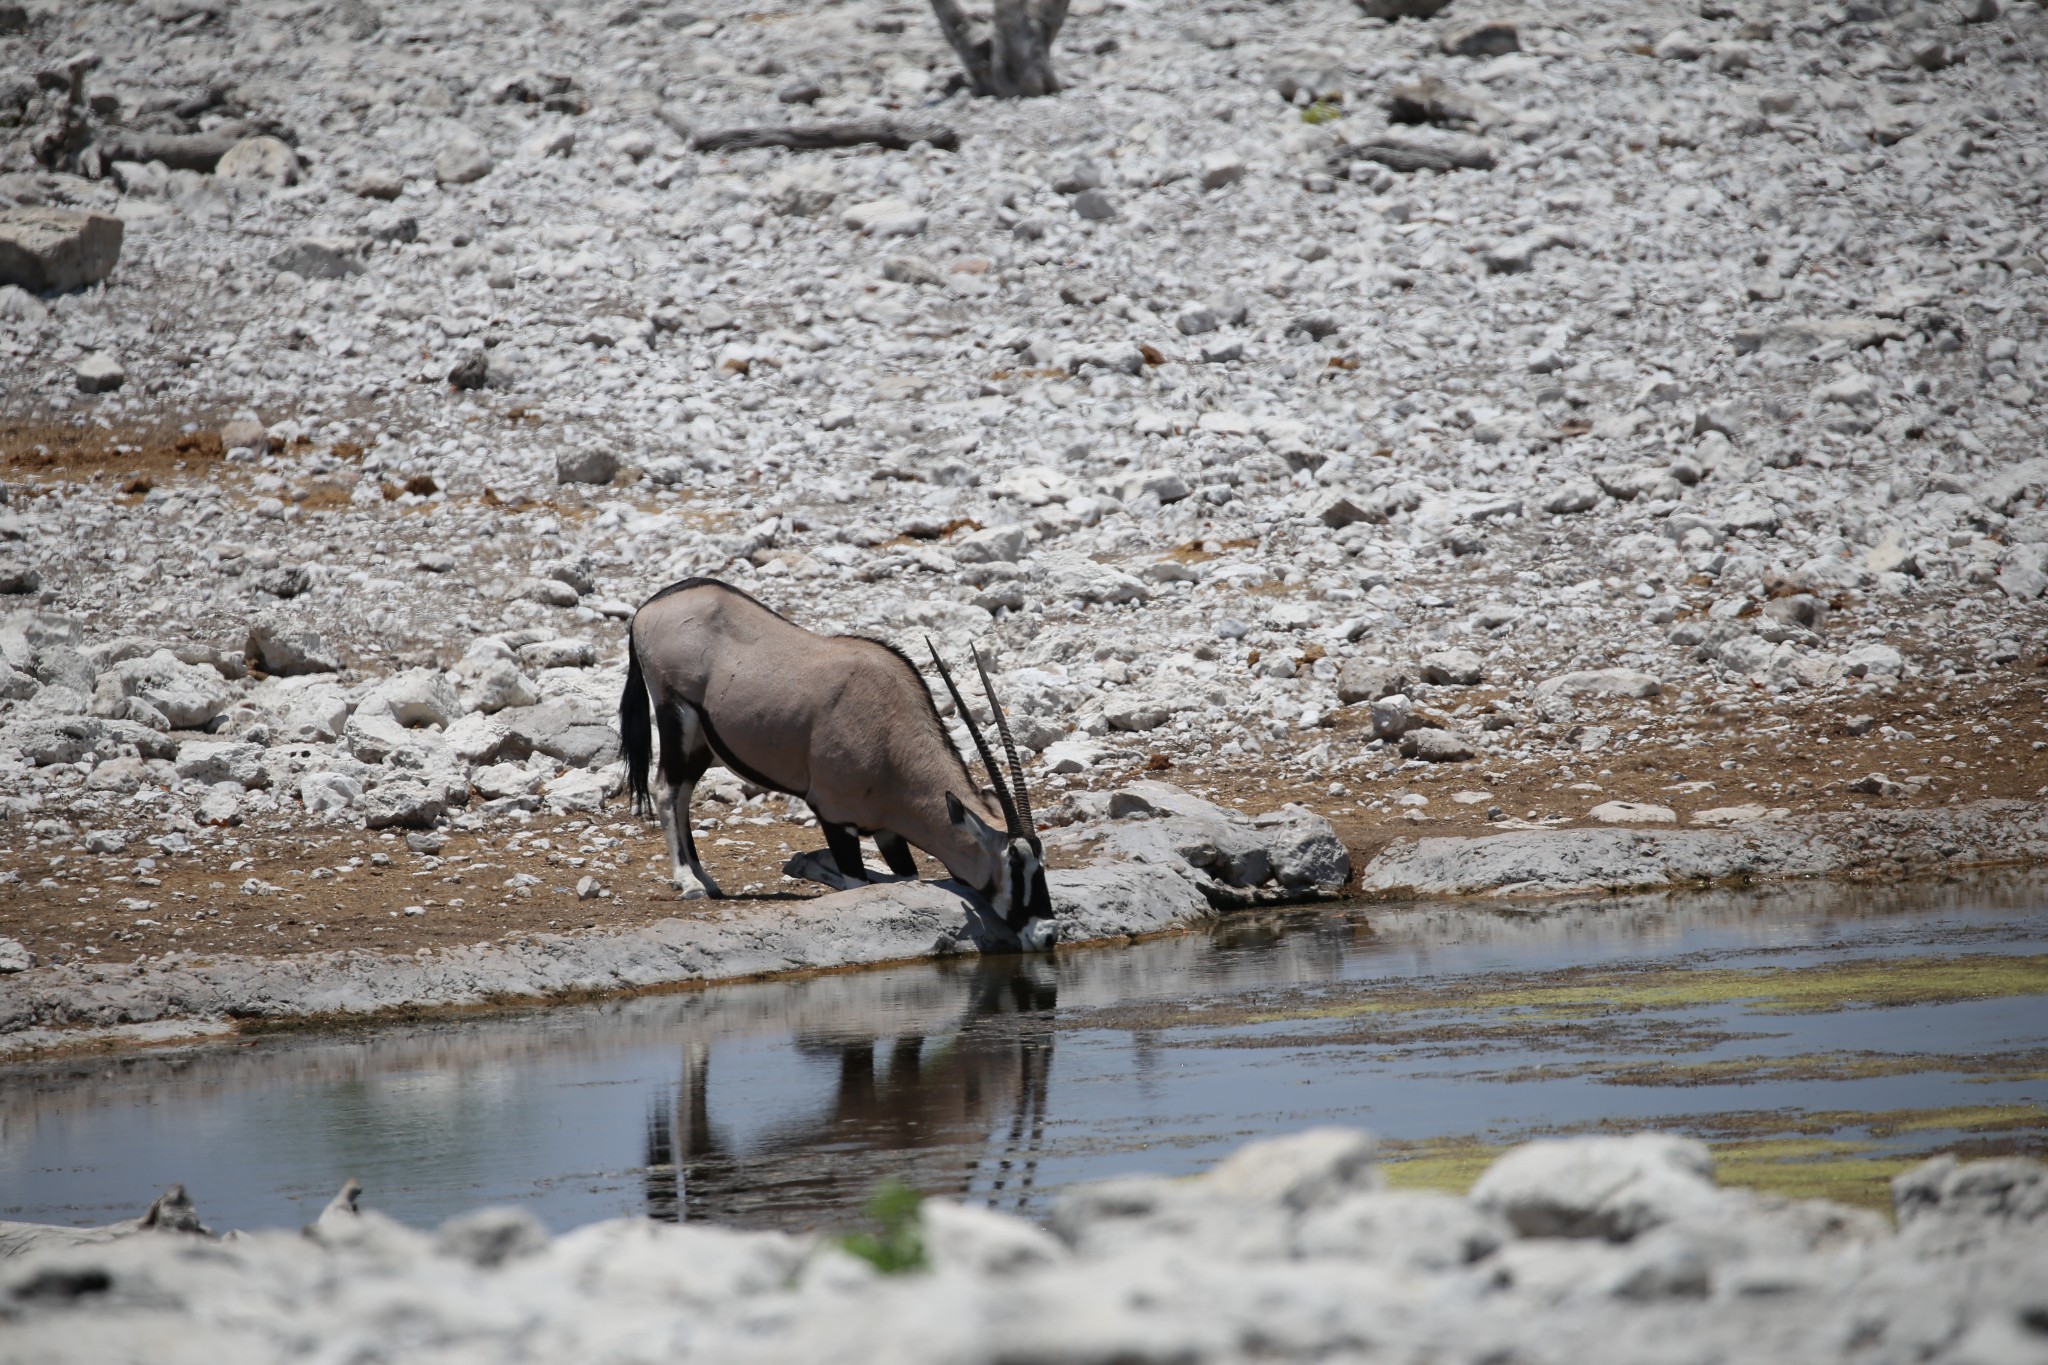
[1336,660,1412,705]
[274,686,351,743]
[298,771,362,814]
[434,129,494,185]
[0,662,37,701]
[381,740,472,808]
[215,135,299,186]
[0,208,124,292]
[555,448,618,485]
[344,670,460,762]
[541,767,617,813]
[498,696,620,768]
[1052,1127,1382,1260]
[1046,780,1349,908]
[919,1200,1068,1277]
[952,525,1028,565]
[247,612,340,675]
[1294,1189,1510,1270]
[1419,648,1485,686]
[1894,1153,2048,1238]
[93,651,231,730]
[29,646,94,695]
[360,779,446,830]
[0,716,179,766]
[1532,669,1663,701]
[0,716,102,766]
[466,660,539,714]
[1469,1135,1726,1241]
[1400,727,1476,762]
[172,740,268,788]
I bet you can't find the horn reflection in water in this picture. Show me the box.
[646,959,1058,1226]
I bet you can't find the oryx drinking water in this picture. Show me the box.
[618,578,1058,951]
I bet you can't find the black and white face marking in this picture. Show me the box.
[1009,836,1054,924]
[1008,843,1031,903]
[983,836,1049,915]
[947,793,1056,947]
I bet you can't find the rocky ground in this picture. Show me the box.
[0,0,2046,979]
[3,1128,2045,1364]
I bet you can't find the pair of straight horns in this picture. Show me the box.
[926,639,1035,840]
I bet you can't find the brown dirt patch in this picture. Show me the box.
[1165,672,2048,863]
[0,817,838,968]
[1,418,231,486]
[4,670,2041,972]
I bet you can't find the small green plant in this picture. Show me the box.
[834,1179,926,1275]
[1300,100,1343,125]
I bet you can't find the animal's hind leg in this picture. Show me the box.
[660,705,723,899]
[817,811,870,883]
[876,832,919,879]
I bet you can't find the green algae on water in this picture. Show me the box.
[1244,953,2048,1025]
[1486,1047,2048,1090]
[1375,1104,2048,1213]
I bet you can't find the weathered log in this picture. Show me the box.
[96,122,249,173]
[1346,134,1498,174]
[930,0,1068,98]
[691,120,961,153]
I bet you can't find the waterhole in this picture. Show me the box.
[4,871,2044,1232]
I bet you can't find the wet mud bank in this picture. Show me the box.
[4,793,2046,1053]
[0,864,1208,1053]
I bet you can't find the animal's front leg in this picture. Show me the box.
[875,832,920,879]
[818,813,871,883]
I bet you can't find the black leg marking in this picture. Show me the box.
[663,703,723,899]
[876,832,919,878]
[654,703,689,790]
[820,814,870,882]
[676,743,712,869]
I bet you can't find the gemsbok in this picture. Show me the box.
[618,578,1058,951]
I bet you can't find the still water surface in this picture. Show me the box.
[4,872,2044,1232]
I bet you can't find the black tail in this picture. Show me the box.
[620,633,654,818]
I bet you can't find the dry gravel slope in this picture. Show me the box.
[0,0,2044,971]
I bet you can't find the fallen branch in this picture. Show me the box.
[1345,134,1497,174]
[691,120,961,154]
[96,123,251,173]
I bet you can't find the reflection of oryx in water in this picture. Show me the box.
[644,960,1056,1226]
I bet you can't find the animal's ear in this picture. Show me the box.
[946,792,1004,849]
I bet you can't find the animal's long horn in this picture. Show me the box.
[971,646,1033,835]
[927,638,1021,837]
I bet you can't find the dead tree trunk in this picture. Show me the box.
[929,0,1071,98]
